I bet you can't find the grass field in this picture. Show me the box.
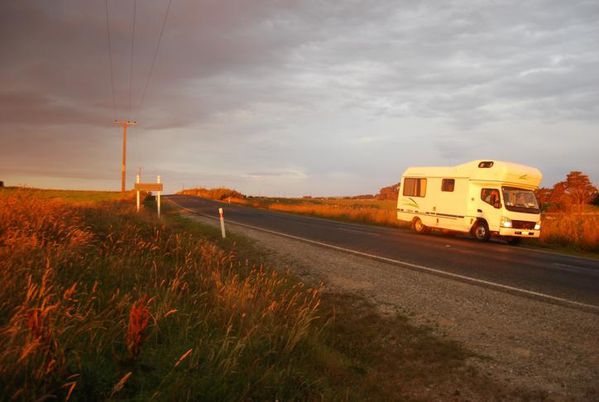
[0,186,134,202]
[0,188,539,400]
[240,196,401,227]
[536,212,599,253]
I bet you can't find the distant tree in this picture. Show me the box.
[547,181,567,211]
[553,171,597,214]
[565,171,597,213]
[377,182,400,200]
[534,187,552,210]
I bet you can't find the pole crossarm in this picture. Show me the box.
[113,120,137,128]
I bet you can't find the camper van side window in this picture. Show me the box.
[441,179,455,192]
[481,188,500,207]
[403,178,427,197]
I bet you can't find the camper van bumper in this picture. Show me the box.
[498,228,540,238]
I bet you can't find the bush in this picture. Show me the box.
[178,187,245,201]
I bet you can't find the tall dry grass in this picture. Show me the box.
[239,197,402,227]
[266,202,398,226]
[539,213,599,252]
[0,189,322,400]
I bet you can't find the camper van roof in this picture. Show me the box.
[402,160,542,189]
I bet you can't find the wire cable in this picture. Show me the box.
[137,0,173,113]
[104,0,117,117]
[128,0,137,116]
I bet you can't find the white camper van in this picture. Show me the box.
[396,160,542,244]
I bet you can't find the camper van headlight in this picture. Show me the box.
[534,222,541,230]
[501,216,512,228]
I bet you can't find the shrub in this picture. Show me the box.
[178,187,245,201]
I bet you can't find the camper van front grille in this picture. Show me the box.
[512,220,536,230]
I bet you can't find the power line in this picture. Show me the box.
[104,0,173,191]
[137,0,173,113]
[104,0,117,117]
[128,0,137,115]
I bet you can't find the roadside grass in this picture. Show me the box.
[536,213,599,253]
[515,210,599,256]
[1,188,541,400]
[1,189,321,400]
[0,186,134,202]
[238,196,403,228]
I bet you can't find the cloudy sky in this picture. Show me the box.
[1,0,598,196]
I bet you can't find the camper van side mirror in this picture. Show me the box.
[493,201,502,209]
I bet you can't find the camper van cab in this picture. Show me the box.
[396,160,542,244]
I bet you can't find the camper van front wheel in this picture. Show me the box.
[472,221,490,242]
[412,218,429,234]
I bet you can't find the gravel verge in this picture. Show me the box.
[186,213,599,400]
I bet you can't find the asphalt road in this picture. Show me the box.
[168,195,599,309]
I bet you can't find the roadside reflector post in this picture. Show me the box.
[219,208,226,238]
[136,174,141,212]
[157,175,161,218]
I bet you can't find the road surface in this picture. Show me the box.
[168,195,599,310]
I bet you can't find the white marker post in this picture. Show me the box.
[219,208,226,238]
[136,174,141,212]
[157,175,161,218]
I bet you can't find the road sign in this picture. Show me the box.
[134,183,164,192]
[135,175,163,218]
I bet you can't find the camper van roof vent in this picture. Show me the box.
[478,161,494,168]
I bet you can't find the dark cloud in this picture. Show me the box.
[0,91,109,126]
[1,0,598,194]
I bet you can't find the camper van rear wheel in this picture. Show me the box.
[412,218,429,234]
[473,221,490,241]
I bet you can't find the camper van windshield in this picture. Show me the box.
[501,187,540,214]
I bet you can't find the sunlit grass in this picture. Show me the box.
[0,186,134,202]
[0,189,322,400]
[239,197,402,227]
[539,213,599,252]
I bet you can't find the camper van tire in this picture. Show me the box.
[412,218,430,234]
[472,220,490,242]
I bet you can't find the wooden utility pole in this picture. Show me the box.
[113,120,136,192]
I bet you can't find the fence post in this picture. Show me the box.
[136,174,140,212]
[157,175,161,218]
[219,208,226,238]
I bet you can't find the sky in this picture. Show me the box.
[1,0,598,196]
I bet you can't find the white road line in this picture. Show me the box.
[518,245,599,263]
[171,200,599,313]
